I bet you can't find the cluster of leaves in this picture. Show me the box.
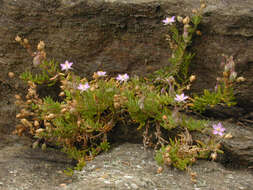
[20,60,59,86]
[153,4,205,84]
[14,3,242,172]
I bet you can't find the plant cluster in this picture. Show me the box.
[13,3,244,174]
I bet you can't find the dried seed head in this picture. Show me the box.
[183,16,190,25]
[189,75,196,82]
[223,71,229,78]
[59,92,65,97]
[16,113,22,119]
[224,133,233,139]
[36,128,44,134]
[15,100,22,105]
[114,102,121,109]
[34,120,40,127]
[26,100,32,104]
[236,76,246,82]
[8,72,15,78]
[23,38,29,45]
[90,86,95,91]
[157,167,163,174]
[15,94,21,100]
[47,113,55,120]
[61,108,67,114]
[37,41,45,51]
[44,122,52,128]
[15,35,22,42]
[21,118,33,128]
[211,152,217,160]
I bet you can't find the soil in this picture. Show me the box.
[0,128,253,190]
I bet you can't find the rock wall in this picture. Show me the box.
[1,0,253,128]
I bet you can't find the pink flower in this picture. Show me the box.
[213,122,225,136]
[116,74,129,82]
[60,60,73,71]
[77,82,90,92]
[162,16,175,25]
[174,93,188,102]
[96,71,107,77]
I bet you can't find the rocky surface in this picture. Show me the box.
[1,0,253,125]
[1,136,253,190]
[1,0,253,179]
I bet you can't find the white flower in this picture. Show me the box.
[174,93,188,102]
[116,74,129,82]
[77,82,90,92]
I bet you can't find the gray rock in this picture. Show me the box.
[1,0,253,167]
[221,122,253,167]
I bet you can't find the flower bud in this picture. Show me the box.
[23,38,29,44]
[201,3,206,9]
[224,133,233,139]
[32,141,40,149]
[192,9,197,14]
[21,118,33,128]
[16,113,22,118]
[229,72,237,81]
[61,108,67,114]
[15,94,21,100]
[37,41,45,51]
[183,16,190,25]
[26,100,32,104]
[41,143,47,151]
[59,92,65,97]
[135,85,140,91]
[15,35,22,42]
[189,75,196,82]
[165,146,171,152]
[44,122,52,128]
[157,167,163,174]
[8,72,15,78]
[34,120,40,127]
[196,30,202,36]
[162,115,168,120]
[211,152,217,160]
[46,113,55,120]
[164,157,172,165]
[114,102,121,109]
[177,16,183,22]
[36,128,44,134]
